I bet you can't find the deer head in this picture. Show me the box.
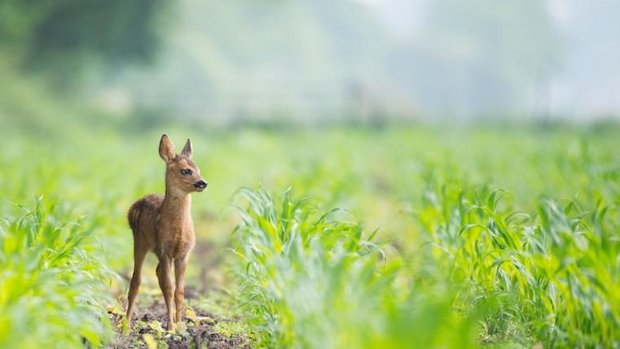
[159,134,207,195]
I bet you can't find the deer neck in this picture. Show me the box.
[161,186,192,221]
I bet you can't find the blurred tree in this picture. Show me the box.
[0,0,169,89]
[119,0,390,123]
[389,0,558,119]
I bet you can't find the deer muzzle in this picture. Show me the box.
[194,180,208,191]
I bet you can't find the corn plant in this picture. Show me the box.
[417,179,620,347]
[0,197,114,348]
[231,188,480,348]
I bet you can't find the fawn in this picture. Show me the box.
[125,134,207,331]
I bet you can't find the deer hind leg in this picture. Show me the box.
[156,257,175,330]
[174,257,188,324]
[126,241,148,328]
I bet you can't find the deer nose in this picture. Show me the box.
[194,180,207,190]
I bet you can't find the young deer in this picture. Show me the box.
[126,134,207,331]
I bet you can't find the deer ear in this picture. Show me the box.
[159,134,176,162]
[181,138,192,158]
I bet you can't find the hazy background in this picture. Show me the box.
[1,0,619,130]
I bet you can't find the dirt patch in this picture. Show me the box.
[106,293,251,349]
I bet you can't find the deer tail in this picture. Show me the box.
[127,200,143,234]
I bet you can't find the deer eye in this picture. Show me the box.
[180,169,192,176]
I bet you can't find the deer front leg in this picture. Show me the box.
[174,257,188,324]
[156,257,175,331]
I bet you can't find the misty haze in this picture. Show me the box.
[93,0,620,124]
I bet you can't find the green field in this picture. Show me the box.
[1,124,619,348]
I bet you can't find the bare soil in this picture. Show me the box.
[106,292,250,349]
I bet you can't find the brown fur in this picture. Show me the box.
[125,134,207,331]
